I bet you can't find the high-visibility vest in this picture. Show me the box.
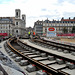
[10,34,12,36]
[28,32,30,34]
[33,32,35,35]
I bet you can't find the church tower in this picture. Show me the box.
[13,9,26,37]
[22,14,26,21]
[22,14,26,27]
[15,9,21,19]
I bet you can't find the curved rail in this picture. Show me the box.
[6,38,72,75]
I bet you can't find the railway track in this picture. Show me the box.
[40,38,75,49]
[5,38,75,75]
[31,39,75,56]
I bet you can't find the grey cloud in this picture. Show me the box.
[67,0,75,4]
[40,9,60,18]
[0,0,12,4]
[41,9,47,11]
[28,16,38,19]
[57,0,65,3]
[57,0,75,4]
[39,14,60,18]
[40,15,52,18]
[63,12,75,18]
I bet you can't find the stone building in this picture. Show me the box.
[0,9,26,38]
[13,9,26,37]
[34,18,75,36]
[34,20,43,36]
[0,17,15,38]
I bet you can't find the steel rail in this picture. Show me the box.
[41,38,75,49]
[7,39,58,75]
[6,38,70,75]
[33,39,75,52]
[19,39,75,63]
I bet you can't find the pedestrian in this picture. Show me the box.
[28,31,31,38]
[33,32,35,38]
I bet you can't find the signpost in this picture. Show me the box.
[47,27,56,37]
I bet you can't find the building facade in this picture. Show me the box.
[34,20,43,36]
[13,9,26,37]
[0,9,26,38]
[0,17,15,38]
[34,18,75,37]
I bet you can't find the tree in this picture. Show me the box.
[63,27,68,33]
[72,26,75,33]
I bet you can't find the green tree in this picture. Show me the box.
[72,26,75,33]
[63,27,68,33]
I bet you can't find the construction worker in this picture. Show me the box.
[10,34,12,38]
[33,32,35,38]
[28,31,31,38]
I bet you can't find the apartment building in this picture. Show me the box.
[0,17,15,38]
[34,20,43,36]
[34,18,75,36]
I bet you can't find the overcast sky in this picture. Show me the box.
[0,0,75,27]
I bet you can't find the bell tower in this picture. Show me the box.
[22,14,26,27]
[15,9,21,19]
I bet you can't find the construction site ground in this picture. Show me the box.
[58,38,75,43]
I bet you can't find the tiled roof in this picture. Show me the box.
[61,19,75,21]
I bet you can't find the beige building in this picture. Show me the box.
[34,18,75,37]
[0,17,15,38]
[34,20,43,36]
[43,18,75,35]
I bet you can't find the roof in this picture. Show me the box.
[61,19,75,21]
[0,18,11,21]
[0,17,15,22]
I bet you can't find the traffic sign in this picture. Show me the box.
[48,27,55,31]
[47,27,56,37]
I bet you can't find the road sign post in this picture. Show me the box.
[47,27,56,37]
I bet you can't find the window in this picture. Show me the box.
[45,28,47,32]
[22,17,24,20]
[63,21,64,23]
[49,24,51,26]
[3,31,5,33]
[16,22,18,25]
[6,27,7,29]
[9,25,10,29]
[43,24,45,26]
[16,12,18,16]
[71,21,73,23]
[16,30,18,33]
[47,24,48,26]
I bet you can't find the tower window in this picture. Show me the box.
[16,22,18,25]
[16,12,18,16]
[16,30,18,33]
[22,17,24,20]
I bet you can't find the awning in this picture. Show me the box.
[0,33,8,36]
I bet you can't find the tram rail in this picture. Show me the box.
[5,38,75,75]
